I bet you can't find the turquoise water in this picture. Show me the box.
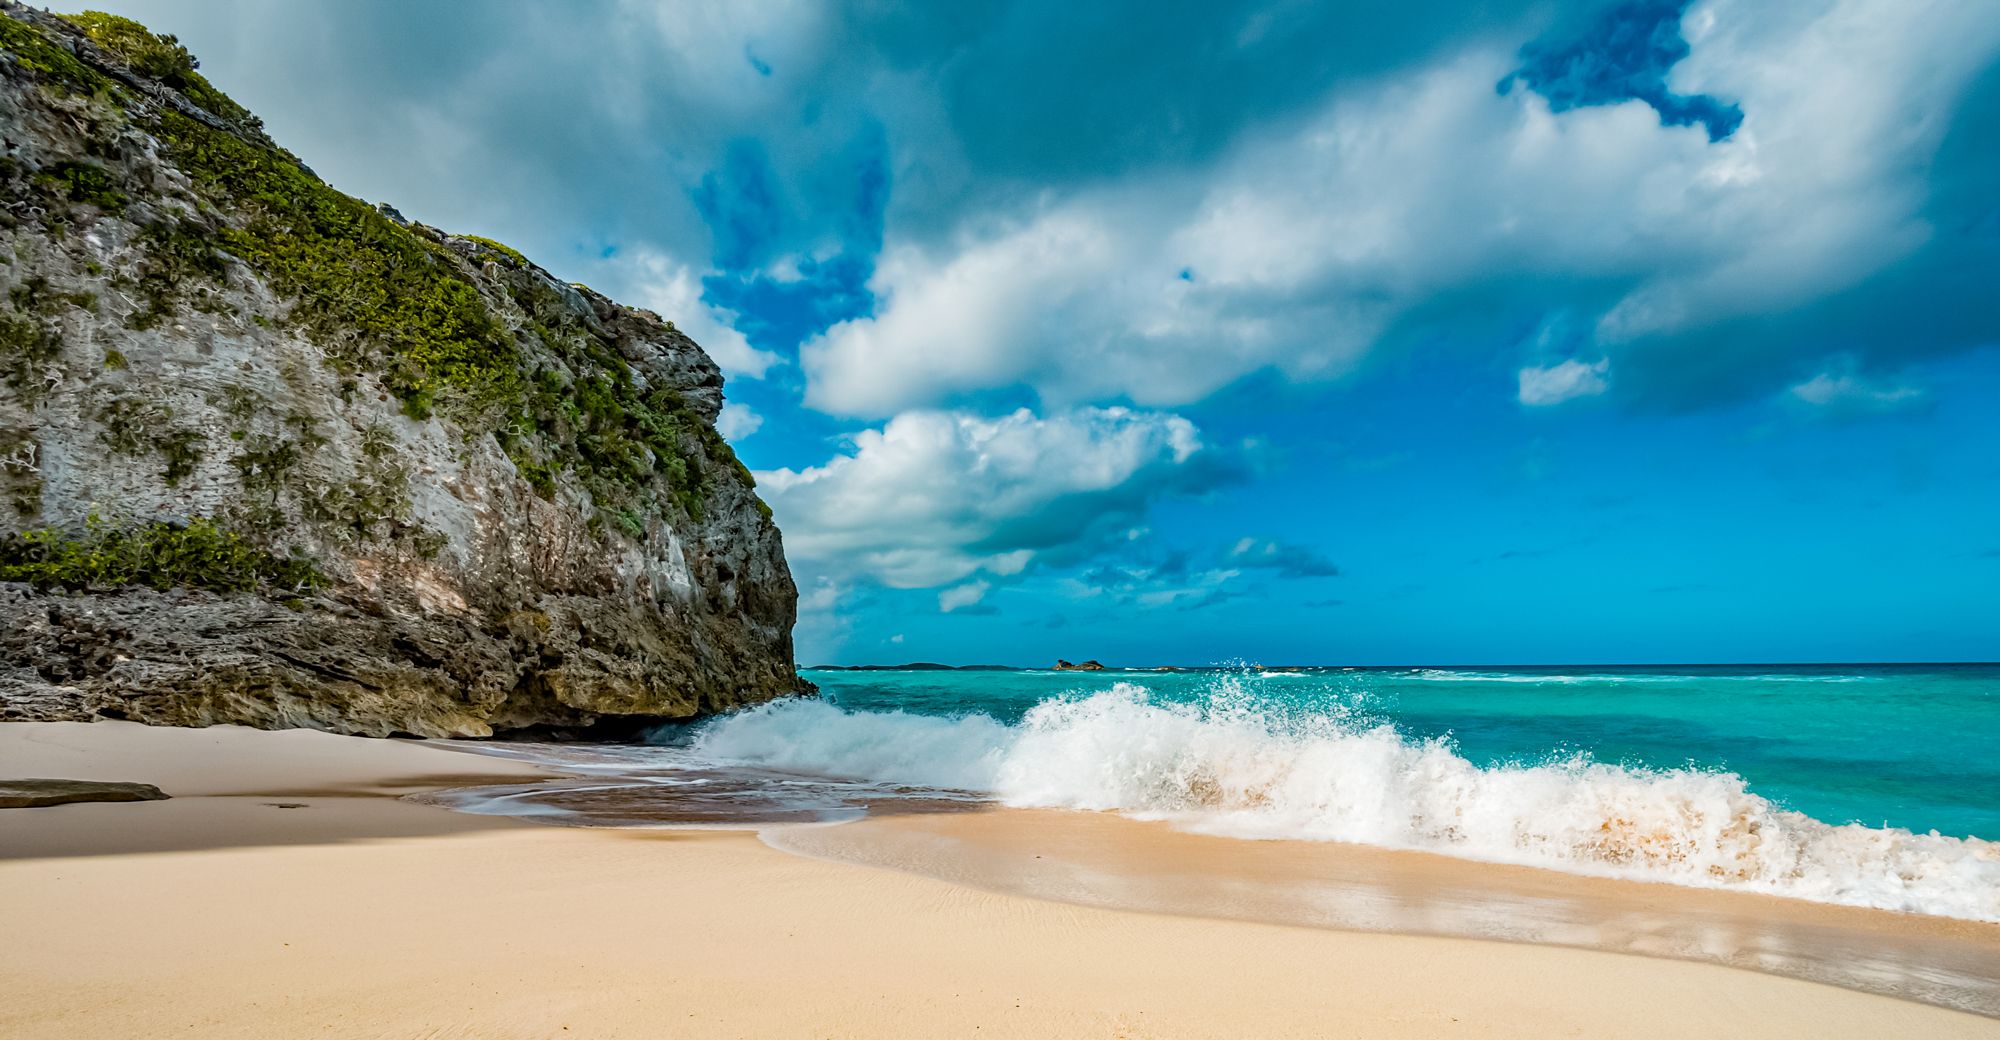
[799,664,2000,840]
[440,664,2000,1006]
[454,663,2000,919]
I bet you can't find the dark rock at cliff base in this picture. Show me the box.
[0,7,808,736]
[0,778,169,807]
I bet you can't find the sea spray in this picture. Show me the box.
[690,681,2000,921]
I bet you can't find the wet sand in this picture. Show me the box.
[0,721,547,858]
[421,737,2000,1017]
[775,807,2000,1017]
[2,721,1997,1038]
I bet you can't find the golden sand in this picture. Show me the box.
[2,721,1995,1039]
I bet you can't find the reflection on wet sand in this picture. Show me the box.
[414,741,983,825]
[776,809,2000,1020]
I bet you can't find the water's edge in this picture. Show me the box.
[768,808,2000,1021]
[417,738,2000,1020]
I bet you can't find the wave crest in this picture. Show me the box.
[690,682,1999,920]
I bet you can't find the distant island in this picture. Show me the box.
[1054,659,1106,671]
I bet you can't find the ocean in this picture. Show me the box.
[452,664,2000,922]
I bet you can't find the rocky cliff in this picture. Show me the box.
[0,6,809,737]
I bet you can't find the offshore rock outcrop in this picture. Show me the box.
[0,6,808,736]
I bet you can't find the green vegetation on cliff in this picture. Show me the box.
[1,275,95,399]
[34,160,125,213]
[462,234,530,268]
[0,515,322,593]
[1,8,766,549]
[153,108,527,418]
[142,110,736,528]
[0,13,101,93]
[57,10,256,126]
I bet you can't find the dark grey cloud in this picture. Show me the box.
[87,0,2000,418]
[1620,63,2000,411]
[858,0,1582,193]
[87,0,1583,266]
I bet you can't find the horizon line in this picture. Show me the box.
[804,659,2000,671]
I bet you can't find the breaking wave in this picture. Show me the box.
[691,682,2000,921]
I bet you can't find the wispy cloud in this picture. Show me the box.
[939,580,992,613]
[1788,369,1928,417]
[1518,359,1610,406]
[1228,538,1341,578]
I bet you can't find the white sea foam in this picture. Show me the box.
[691,682,2000,921]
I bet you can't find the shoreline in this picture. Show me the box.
[771,807,2000,1017]
[3,722,1998,1037]
[415,736,2000,1015]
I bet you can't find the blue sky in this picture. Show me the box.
[95,0,2000,664]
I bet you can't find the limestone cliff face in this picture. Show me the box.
[0,6,809,736]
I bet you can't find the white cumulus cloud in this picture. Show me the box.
[716,402,764,440]
[756,407,1228,588]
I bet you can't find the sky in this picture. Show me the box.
[86,0,2000,665]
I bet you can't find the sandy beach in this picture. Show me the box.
[3,722,1997,1039]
